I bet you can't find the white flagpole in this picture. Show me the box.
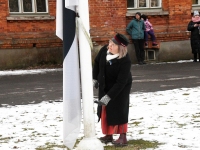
[76,0,103,149]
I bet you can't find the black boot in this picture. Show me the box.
[112,133,128,147]
[142,61,146,64]
[138,61,143,65]
[99,135,113,143]
[194,53,197,62]
[198,53,200,62]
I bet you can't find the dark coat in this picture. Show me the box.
[187,21,200,53]
[93,45,132,125]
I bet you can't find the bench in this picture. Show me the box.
[144,41,160,61]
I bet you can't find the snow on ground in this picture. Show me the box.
[0,68,62,76]
[0,60,200,150]
[1,86,200,150]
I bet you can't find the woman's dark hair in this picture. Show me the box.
[141,14,147,21]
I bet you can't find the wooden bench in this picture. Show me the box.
[144,41,160,61]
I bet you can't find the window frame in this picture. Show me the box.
[127,0,162,9]
[192,0,200,12]
[8,0,49,15]
[192,0,200,5]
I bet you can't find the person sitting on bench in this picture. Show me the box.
[141,14,158,47]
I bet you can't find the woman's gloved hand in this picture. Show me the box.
[94,95,111,106]
[93,79,99,89]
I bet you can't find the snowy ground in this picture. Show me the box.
[1,86,200,149]
[1,61,200,150]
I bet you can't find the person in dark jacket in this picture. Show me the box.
[93,33,132,146]
[126,12,146,65]
[187,10,200,62]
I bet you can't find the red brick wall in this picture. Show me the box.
[0,0,195,49]
[89,0,193,45]
[89,0,128,45]
[0,0,62,49]
[162,0,169,11]
[0,1,8,36]
[168,0,191,25]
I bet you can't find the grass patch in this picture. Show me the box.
[36,142,67,150]
[35,139,162,150]
[104,139,162,150]
[148,126,158,129]
[22,128,34,131]
[182,93,190,95]
[130,121,141,126]
[192,114,200,118]
[174,121,187,128]
[0,137,12,143]
[178,143,188,148]
[193,120,200,122]
[158,103,167,105]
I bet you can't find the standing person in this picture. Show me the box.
[188,10,200,62]
[141,14,158,47]
[126,12,146,65]
[93,33,132,146]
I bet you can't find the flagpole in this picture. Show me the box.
[76,0,103,149]
[57,0,82,149]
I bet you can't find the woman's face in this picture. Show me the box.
[135,14,141,20]
[195,15,199,18]
[108,40,119,54]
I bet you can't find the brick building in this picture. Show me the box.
[0,0,62,69]
[0,0,198,69]
[90,0,192,43]
[89,0,197,62]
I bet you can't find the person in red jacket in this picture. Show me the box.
[93,33,132,146]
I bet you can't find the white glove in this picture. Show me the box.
[93,79,98,89]
[94,95,111,106]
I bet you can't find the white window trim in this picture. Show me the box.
[126,8,168,17]
[192,0,200,6]
[127,0,162,9]
[9,0,49,14]
[21,0,35,13]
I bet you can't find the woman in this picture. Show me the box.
[187,10,200,62]
[126,12,146,65]
[93,33,132,146]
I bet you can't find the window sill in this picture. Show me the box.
[126,8,169,16]
[192,6,200,12]
[7,15,55,21]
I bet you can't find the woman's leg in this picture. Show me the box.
[144,31,148,46]
[194,53,197,62]
[133,39,142,64]
[112,133,128,146]
[100,106,113,143]
[100,106,128,144]
[148,30,158,46]
[148,30,156,42]
[138,39,145,64]
[198,53,200,62]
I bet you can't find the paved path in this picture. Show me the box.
[0,61,200,106]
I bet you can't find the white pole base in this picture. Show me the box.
[76,137,104,150]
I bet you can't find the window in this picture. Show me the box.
[192,0,200,5]
[127,0,161,8]
[9,0,48,14]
